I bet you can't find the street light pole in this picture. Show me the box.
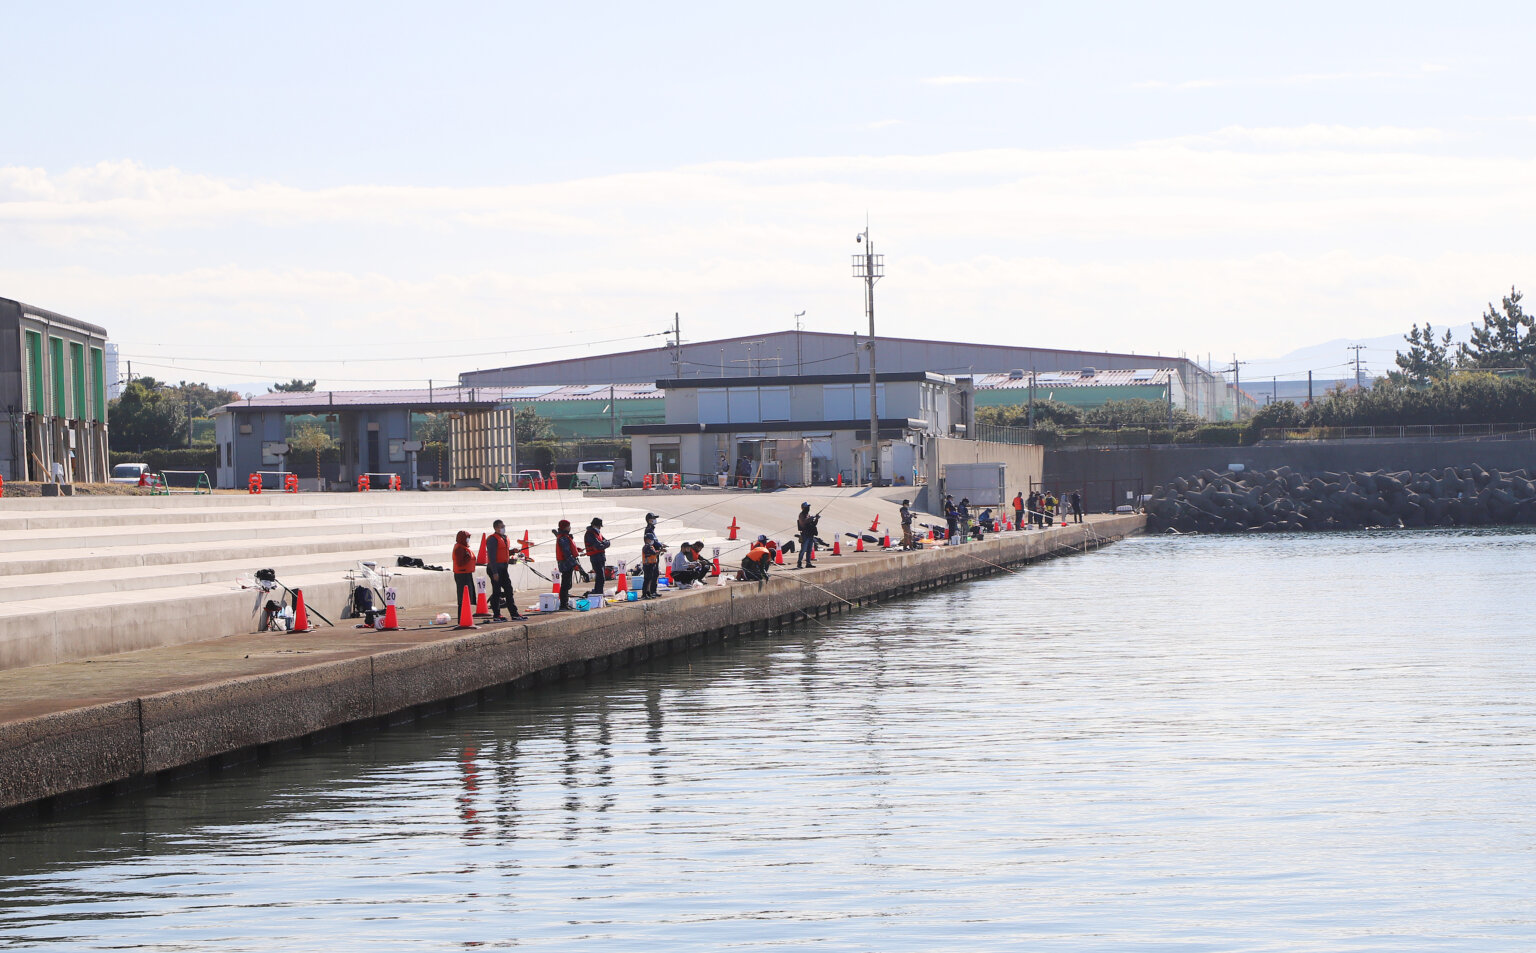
[852,227,884,485]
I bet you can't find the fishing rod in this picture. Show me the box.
[767,570,858,609]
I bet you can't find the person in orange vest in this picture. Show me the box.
[452,530,476,613]
[640,513,666,600]
[486,519,527,622]
[739,536,773,581]
[584,517,610,597]
[553,519,581,611]
[1012,491,1025,530]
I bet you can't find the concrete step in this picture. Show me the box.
[0,509,649,553]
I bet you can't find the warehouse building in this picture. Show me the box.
[462,329,1223,420]
[1,297,111,484]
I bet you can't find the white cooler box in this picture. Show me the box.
[537,592,561,612]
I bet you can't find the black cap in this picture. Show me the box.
[590,517,603,526]
[645,512,658,521]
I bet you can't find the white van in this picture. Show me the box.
[110,463,151,485]
[574,460,630,489]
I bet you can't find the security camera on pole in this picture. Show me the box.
[852,225,885,485]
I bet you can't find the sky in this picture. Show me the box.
[3,1,1533,392]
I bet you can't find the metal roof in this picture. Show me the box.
[973,368,1174,389]
[218,382,663,414]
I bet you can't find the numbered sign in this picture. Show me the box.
[712,546,720,559]
[384,587,398,606]
[476,578,487,595]
[616,558,627,575]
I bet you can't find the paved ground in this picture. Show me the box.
[0,499,1118,727]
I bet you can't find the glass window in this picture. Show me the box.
[23,331,43,413]
[49,336,65,417]
[759,386,790,421]
[90,347,105,420]
[70,342,85,420]
[727,387,758,423]
[698,388,728,424]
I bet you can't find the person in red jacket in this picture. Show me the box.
[553,519,582,611]
[452,530,476,614]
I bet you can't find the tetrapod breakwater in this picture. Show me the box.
[1146,464,1536,533]
[0,513,1142,817]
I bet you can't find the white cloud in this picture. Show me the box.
[921,75,1029,86]
[2,128,1531,386]
[1134,68,1438,91]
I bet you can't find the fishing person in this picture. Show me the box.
[553,519,581,611]
[1070,490,1084,523]
[739,536,773,581]
[795,501,819,569]
[641,513,665,599]
[486,519,526,622]
[451,530,476,614]
[945,500,960,543]
[1012,491,1025,530]
[584,517,610,597]
[899,499,915,550]
[671,541,708,589]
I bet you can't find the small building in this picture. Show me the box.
[972,367,1186,415]
[0,297,111,483]
[623,372,968,486]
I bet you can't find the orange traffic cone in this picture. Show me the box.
[521,529,532,549]
[291,588,312,633]
[928,528,935,540]
[836,473,843,487]
[774,546,784,566]
[665,564,673,586]
[616,571,628,593]
[378,599,400,632]
[881,533,890,548]
[807,545,816,563]
[855,535,864,552]
[475,580,490,616]
[711,556,721,577]
[476,533,488,566]
[455,586,476,629]
[869,515,880,533]
[727,517,739,541]
[832,539,842,556]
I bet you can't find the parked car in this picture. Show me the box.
[516,469,544,488]
[574,460,631,489]
[110,463,151,485]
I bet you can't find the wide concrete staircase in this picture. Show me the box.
[0,491,721,670]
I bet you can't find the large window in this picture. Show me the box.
[70,342,85,421]
[90,347,106,421]
[49,336,65,417]
[23,331,43,413]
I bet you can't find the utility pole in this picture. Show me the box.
[1307,370,1314,405]
[670,313,682,380]
[852,225,884,485]
[1027,367,1036,429]
[1224,356,1248,421]
[794,311,806,375]
[1348,344,1366,390]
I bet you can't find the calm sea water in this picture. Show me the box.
[3,529,1535,952]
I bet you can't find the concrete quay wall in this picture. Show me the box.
[0,515,1142,816]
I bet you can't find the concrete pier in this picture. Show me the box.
[0,506,1141,816]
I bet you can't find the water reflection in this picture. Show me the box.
[1,529,1535,950]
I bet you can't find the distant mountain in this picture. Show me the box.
[1242,323,1475,384]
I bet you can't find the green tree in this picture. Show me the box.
[975,398,1083,429]
[288,424,335,479]
[1392,323,1455,385]
[1084,398,1199,428]
[108,378,184,452]
[1249,399,1306,429]
[515,406,557,443]
[1456,287,1536,373]
[270,378,318,392]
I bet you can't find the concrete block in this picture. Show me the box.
[139,657,374,773]
[371,626,530,716]
[526,603,649,675]
[0,701,142,810]
[642,585,734,644]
